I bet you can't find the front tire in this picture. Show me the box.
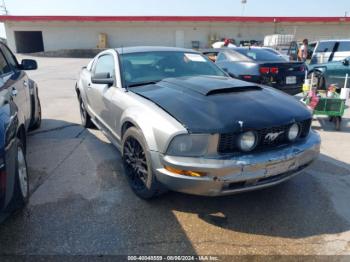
[7,141,29,212]
[122,127,164,199]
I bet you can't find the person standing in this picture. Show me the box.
[223,39,231,47]
[298,39,309,62]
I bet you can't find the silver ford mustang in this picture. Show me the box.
[75,46,320,199]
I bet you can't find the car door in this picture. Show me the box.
[100,52,126,142]
[88,53,116,126]
[326,57,350,88]
[0,44,31,129]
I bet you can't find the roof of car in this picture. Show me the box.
[115,46,199,54]
[316,39,350,43]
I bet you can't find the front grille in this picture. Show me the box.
[257,125,289,148]
[218,119,312,154]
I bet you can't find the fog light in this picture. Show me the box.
[288,123,300,141]
[165,166,206,177]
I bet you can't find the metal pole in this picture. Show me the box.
[0,0,8,15]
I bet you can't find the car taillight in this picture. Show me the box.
[270,67,279,74]
[260,67,270,74]
[242,75,252,80]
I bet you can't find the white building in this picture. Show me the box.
[0,15,350,53]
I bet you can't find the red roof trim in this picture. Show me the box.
[0,15,349,23]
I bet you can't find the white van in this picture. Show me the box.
[310,40,350,65]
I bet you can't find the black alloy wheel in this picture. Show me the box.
[122,127,165,199]
[123,136,148,191]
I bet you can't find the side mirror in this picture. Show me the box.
[91,72,114,86]
[21,59,37,70]
[342,59,349,66]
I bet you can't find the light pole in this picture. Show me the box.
[241,0,247,16]
[237,0,247,38]
[0,0,8,15]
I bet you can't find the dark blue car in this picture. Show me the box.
[203,47,306,95]
[0,41,41,219]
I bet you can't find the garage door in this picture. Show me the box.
[14,31,44,53]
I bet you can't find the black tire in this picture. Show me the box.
[31,99,42,130]
[7,141,29,212]
[78,95,93,128]
[122,127,164,199]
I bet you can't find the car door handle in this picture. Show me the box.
[88,83,91,88]
[23,80,28,87]
[11,87,18,97]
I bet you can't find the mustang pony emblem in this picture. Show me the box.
[265,131,284,142]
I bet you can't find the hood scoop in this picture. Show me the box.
[206,86,262,96]
[163,76,262,96]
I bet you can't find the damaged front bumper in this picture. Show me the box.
[151,130,321,196]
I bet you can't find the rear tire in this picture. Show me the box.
[7,141,29,212]
[122,127,164,199]
[79,95,93,128]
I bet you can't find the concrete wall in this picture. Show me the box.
[4,21,350,52]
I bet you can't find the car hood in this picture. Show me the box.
[130,76,311,133]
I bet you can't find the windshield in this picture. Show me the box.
[234,48,286,62]
[120,51,226,87]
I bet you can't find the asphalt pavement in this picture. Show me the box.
[0,56,349,256]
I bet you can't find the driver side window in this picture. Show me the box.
[94,54,115,77]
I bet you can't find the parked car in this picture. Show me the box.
[76,46,320,199]
[263,47,290,61]
[203,47,306,95]
[310,40,350,65]
[308,56,350,89]
[0,41,41,218]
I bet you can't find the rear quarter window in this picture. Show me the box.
[337,42,350,52]
[234,49,285,62]
[315,41,336,53]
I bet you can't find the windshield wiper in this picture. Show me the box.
[127,80,161,88]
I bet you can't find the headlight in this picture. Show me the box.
[166,134,210,157]
[288,123,300,141]
[238,131,257,152]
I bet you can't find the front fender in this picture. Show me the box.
[120,106,187,153]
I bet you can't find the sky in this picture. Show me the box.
[0,0,349,37]
[2,0,350,17]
